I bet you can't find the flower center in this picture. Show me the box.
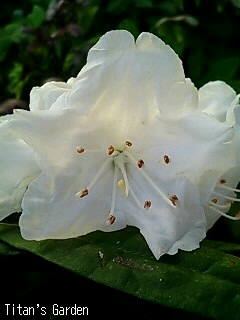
[75,140,177,225]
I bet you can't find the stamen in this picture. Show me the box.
[219,179,227,184]
[76,146,102,154]
[108,145,115,155]
[211,199,218,204]
[144,201,152,209]
[76,157,112,198]
[76,188,88,198]
[109,166,119,216]
[137,159,144,168]
[163,155,170,164]
[128,182,145,210]
[208,201,231,209]
[76,147,85,153]
[169,194,178,206]
[125,151,175,207]
[134,151,159,163]
[125,141,132,147]
[106,215,116,225]
[217,184,240,193]
[208,204,240,221]
[213,191,240,202]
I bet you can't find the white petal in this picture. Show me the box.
[19,159,127,240]
[0,115,40,219]
[63,30,197,124]
[8,109,126,168]
[199,81,236,122]
[122,174,206,259]
[9,110,126,239]
[129,113,235,203]
[30,78,76,111]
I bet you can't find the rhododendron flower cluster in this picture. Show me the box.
[1,31,239,259]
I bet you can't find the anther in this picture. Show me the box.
[108,145,115,155]
[125,141,132,147]
[211,199,218,204]
[76,147,85,154]
[137,159,144,168]
[163,155,170,164]
[124,150,175,207]
[169,195,178,206]
[79,188,88,198]
[106,215,116,225]
[144,201,152,209]
[220,179,226,184]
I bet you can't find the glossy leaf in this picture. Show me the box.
[0,224,240,320]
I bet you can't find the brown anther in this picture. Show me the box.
[108,145,115,155]
[211,199,218,204]
[169,194,178,206]
[137,159,144,168]
[225,200,233,206]
[163,155,170,164]
[80,188,88,198]
[144,201,152,209]
[107,215,116,225]
[220,179,227,184]
[236,211,240,218]
[76,147,85,154]
[125,141,132,147]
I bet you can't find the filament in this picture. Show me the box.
[213,191,240,203]
[217,184,240,193]
[110,166,119,216]
[125,151,174,207]
[208,204,240,221]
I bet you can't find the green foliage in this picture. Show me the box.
[0,224,240,319]
[27,5,46,28]
[1,1,240,317]
[0,0,240,104]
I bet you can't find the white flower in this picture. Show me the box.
[8,31,236,259]
[29,77,76,111]
[0,115,40,220]
[199,81,240,228]
[0,77,76,219]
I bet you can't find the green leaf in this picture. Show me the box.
[80,6,99,32]
[4,22,23,43]
[0,224,240,319]
[231,0,240,8]
[118,19,139,37]
[7,62,28,99]
[135,0,153,8]
[27,5,45,28]
[0,22,23,61]
[204,57,240,83]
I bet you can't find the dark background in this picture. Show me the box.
[1,0,240,114]
[0,1,240,319]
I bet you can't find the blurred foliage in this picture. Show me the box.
[0,0,240,108]
[1,224,240,320]
[0,1,240,316]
